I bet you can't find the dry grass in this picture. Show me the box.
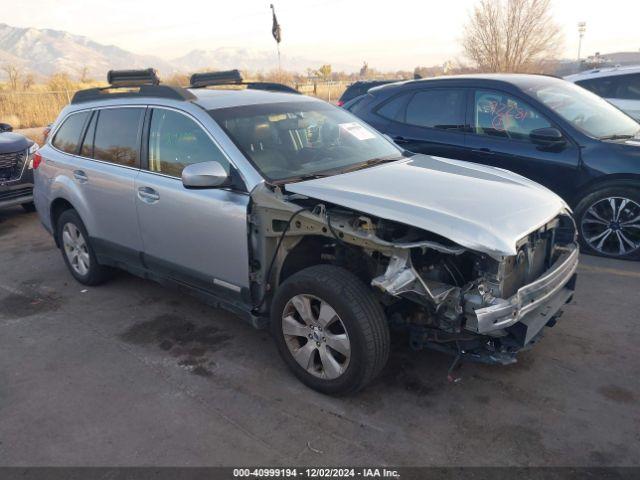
[0,80,349,129]
[0,91,72,128]
[297,82,347,102]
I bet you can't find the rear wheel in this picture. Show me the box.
[270,265,390,395]
[56,209,111,285]
[575,185,640,260]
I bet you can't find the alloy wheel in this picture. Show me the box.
[62,222,91,276]
[281,294,351,380]
[581,196,640,257]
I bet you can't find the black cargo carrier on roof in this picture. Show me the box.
[71,68,298,105]
[71,68,196,104]
[189,69,299,94]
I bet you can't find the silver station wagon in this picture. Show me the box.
[34,69,579,394]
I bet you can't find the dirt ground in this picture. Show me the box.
[1,206,639,466]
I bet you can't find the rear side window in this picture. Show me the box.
[52,111,90,154]
[613,73,640,100]
[148,108,229,178]
[576,77,616,97]
[376,93,410,121]
[93,108,144,167]
[404,89,466,130]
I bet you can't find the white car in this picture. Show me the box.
[565,66,640,121]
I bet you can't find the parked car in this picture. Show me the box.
[0,122,39,211]
[337,80,396,107]
[565,66,640,120]
[346,74,640,260]
[34,69,578,394]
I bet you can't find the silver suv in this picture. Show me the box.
[34,69,579,394]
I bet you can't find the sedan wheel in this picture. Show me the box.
[282,294,351,380]
[62,222,91,276]
[580,196,640,257]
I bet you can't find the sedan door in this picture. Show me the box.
[375,88,471,160]
[466,89,581,199]
[135,107,250,302]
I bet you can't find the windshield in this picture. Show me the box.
[527,81,640,139]
[209,101,403,182]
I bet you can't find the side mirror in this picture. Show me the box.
[530,127,566,148]
[182,161,229,189]
[0,123,13,133]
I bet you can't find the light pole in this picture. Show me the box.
[577,22,587,62]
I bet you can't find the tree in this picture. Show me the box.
[2,64,21,90]
[22,73,35,90]
[462,0,563,73]
[77,66,93,84]
[359,62,369,78]
[48,73,75,92]
[317,64,332,80]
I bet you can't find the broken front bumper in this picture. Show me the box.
[467,244,579,337]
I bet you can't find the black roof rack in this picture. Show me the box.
[189,69,299,94]
[71,68,196,104]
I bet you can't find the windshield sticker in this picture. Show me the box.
[339,122,376,140]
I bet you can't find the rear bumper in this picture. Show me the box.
[467,244,579,336]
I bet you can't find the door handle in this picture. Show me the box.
[137,186,160,204]
[392,136,411,143]
[73,170,88,183]
[471,148,495,155]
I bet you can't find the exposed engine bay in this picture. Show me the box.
[249,183,579,366]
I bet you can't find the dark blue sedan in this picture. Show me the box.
[346,74,640,260]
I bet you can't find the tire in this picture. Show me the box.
[574,184,640,260]
[270,265,390,395]
[21,202,36,212]
[56,209,111,285]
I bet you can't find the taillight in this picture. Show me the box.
[33,151,42,169]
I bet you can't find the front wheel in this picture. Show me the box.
[575,185,640,260]
[270,265,390,395]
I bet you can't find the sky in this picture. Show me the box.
[4,0,640,71]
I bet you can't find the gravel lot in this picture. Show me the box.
[1,206,639,467]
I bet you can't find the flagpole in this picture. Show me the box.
[270,4,282,72]
[277,43,281,72]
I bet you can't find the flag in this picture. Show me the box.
[271,4,281,44]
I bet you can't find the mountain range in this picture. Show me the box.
[0,23,356,80]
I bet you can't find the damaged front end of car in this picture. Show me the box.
[248,183,578,366]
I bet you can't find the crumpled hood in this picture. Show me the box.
[286,154,570,258]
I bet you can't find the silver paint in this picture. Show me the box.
[287,154,571,259]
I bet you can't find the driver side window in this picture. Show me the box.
[474,90,552,141]
[148,109,229,178]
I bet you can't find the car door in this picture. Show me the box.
[376,88,470,160]
[69,106,146,267]
[466,89,581,198]
[135,107,250,302]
